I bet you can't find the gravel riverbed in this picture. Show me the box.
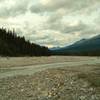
[0,68,100,100]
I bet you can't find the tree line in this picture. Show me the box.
[0,28,51,56]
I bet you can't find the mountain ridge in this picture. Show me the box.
[51,34,100,56]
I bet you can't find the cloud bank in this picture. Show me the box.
[0,0,100,47]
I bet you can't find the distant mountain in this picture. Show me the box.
[72,39,87,46]
[51,35,100,56]
[0,28,51,56]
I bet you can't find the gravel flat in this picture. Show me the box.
[0,57,100,79]
[0,68,100,100]
[0,56,100,100]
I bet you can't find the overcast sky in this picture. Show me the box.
[0,0,100,47]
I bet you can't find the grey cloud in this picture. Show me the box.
[30,4,56,13]
[27,34,49,41]
[0,0,100,47]
[62,22,87,34]
[35,37,64,47]
[30,0,99,14]
[46,15,87,34]
[95,14,100,25]
[80,28,100,37]
[0,7,26,18]
[0,0,30,18]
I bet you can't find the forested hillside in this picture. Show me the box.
[0,28,51,56]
